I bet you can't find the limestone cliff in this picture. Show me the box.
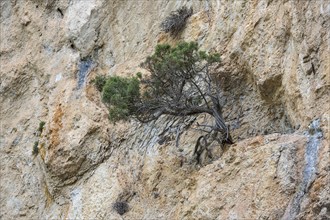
[0,0,329,219]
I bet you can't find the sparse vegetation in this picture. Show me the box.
[33,121,45,156]
[113,201,129,215]
[38,121,46,133]
[32,141,39,156]
[160,6,193,36]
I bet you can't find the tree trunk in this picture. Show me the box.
[211,97,233,144]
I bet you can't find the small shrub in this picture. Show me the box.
[136,72,142,79]
[93,75,107,92]
[113,201,129,215]
[32,141,39,156]
[38,121,46,133]
[160,6,193,36]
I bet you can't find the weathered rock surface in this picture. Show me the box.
[0,0,329,219]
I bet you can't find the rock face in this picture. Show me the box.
[0,0,329,219]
